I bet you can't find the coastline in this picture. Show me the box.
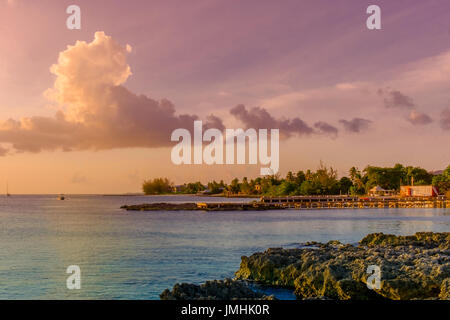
[161,232,450,300]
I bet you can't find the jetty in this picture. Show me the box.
[121,195,449,211]
[260,195,449,209]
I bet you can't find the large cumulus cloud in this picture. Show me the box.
[0,32,210,153]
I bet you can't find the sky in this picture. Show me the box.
[0,0,449,193]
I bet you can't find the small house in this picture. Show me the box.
[369,186,385,196]
[400,185,438,197]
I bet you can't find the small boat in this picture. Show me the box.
[6,182,10,197]
[58,194,65,200]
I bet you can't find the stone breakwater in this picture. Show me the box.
[121,203,199,211]
[161,232,449,300]
[121,202,284,211]
[235,232,450,300]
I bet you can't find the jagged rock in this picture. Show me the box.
[235,232,450,300]
[359,232,450,249]
[439,278,450,300]
[160,278,275,300]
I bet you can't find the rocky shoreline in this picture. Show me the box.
[160,279,275,300]
[161,232,450,300]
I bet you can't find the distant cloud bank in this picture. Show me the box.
[1,32,447,157]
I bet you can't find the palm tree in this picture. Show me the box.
[286,171,294,182]
[349,167,364,192]
[349,167,359,182]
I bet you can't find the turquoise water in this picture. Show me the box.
[0,194,448,299]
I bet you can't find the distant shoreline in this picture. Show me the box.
[103,193,261,198]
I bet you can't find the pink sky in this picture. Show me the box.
[0,0,449,193]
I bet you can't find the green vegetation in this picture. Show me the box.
[142,178,172,195]
[432,166,450,193]
[142,163,449,196]
[349,163,434,194]
[183,182,206,194]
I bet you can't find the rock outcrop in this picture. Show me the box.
[160,278,275,300]
[235,232,450,300]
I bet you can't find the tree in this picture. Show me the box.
[229,178,240,194]
[275,180,297,196]
[240,177,252,194]
[299,180,317,195]
[432,165,450,193]
[207,180,223,194]
[338,177,353,195]
[403,166,433,185]
[349,167,365,194]
[184,182,206,194]
[286,171,294,182]
[349,166,359,182]
[313,162,339,194]
[295,171,306,185]
[364,165,404,191]
[142,178,173,195]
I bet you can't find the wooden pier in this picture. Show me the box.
[123,196,449,212]
[196,202,284,211]
[260,195,449,209]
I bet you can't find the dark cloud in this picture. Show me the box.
[0,32,215,155]
[407,110,433,126]
[378,89,415,109]
[314,121,338,138]
[0,90,201,154]
[378,89,435,127]
[204,114,225,131]
[339,118,372,133]
[230,104,319,137]
[440,107,450,130]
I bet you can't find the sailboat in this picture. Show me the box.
[6,181,10,197]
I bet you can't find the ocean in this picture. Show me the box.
[0,194,448,299]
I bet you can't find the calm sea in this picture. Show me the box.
[0,194,448,299]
